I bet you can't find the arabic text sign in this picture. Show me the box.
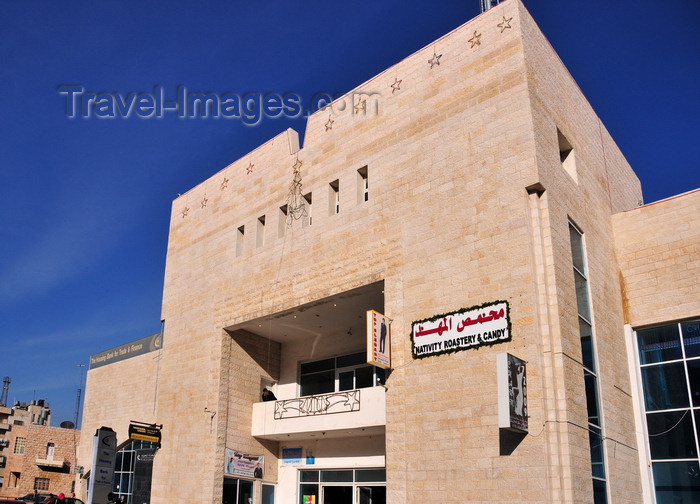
[411,300,510,358]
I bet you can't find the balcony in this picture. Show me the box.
[252,386,386,441]
[36,458,70,471]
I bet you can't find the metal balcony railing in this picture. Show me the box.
[274,390,361,419]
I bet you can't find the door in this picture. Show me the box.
[322,485,353,504]
[357,486,386,504]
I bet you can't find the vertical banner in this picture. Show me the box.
[366,310,390,369]
[497,353,528,432]
[87,427,117,504]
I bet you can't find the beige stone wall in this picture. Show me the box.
[77,347,161,500]
[0,424,79,499]
[612,189,700,327]
[152,1,647,504]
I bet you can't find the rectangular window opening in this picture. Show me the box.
[357,166,368,203]
[329,180,339,215]
[303,193,313,227]
[236,225,245,257]
[279,205,288,238]
[257,215,265,248]
[569,220,607,502]
[558,129,578,183]
[34,477,50,491]
[14,437,26,455]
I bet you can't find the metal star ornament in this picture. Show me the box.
[293,157,303,171]
[220,177,229,190]
[325,116,334,131]
[390,77,402,94]
[246,162,254,175]
[469,31,482,48]
[181,206,189,218]
[428,50,442,69]
[498,16,513,33]
[354,98,366,115]
[201,196,208,208]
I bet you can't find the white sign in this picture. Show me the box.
[87,427,117,504]
[411,300,510,358]
[367,310,390,369]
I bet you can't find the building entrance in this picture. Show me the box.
[299,469,385,504]
[322,485,352,503]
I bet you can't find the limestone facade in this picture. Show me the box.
[76,1,699,503]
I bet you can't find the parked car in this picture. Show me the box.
[16,494,50,503]
[16,495,83,504]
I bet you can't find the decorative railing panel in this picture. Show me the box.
[274,390,360,419]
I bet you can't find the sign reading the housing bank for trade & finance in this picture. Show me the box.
[411,300,511,358]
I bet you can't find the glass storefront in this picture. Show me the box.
[298,469,385,504]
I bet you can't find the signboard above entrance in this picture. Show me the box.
[128,423,162,446]
[411,300,511,358]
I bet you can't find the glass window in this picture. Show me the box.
[589,426,605,479]
[640,362,690,411]
[320,470,353,482]
[238,480,253,504]
[580,319,594,372]
[299,484,318,504]
[647,410,697,460]
[636,320,700,502]
[637,325,682,364]
[574,271,590,321]
[299,471,319,482]
[682,320,700,358]
[223,478,254,504]
[355,469,386,482]
[584,371,601,425]
[569,221,607,502]
[687,359,700,407]
[300,370,335,396]
[14,437,26,454]
[261,484,274,504]
[652,461,700,504]
[34,478,50,491]
[300,354,386,397]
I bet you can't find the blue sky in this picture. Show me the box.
[1,0,698,427]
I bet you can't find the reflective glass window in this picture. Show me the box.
[640,362,690,411]
[637,325,682,365]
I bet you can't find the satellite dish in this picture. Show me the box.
[60,421,75,429]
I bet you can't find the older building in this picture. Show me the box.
[77,1,699,503]
[0,423,79,499]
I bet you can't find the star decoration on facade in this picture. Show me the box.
[293,157,303,171]
[354,98,366,115]
[201,196,208,208]
[469,31,482,48]
[390,77,402,94]
[325,116,334,131]
[220,177,228,190]
[181,206,189,218]
[498,16,513,33]
[246,162,254,175]
[428,50,442,69]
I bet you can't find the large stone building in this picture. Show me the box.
[77,1,700,503]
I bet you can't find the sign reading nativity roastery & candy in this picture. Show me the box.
[411,300,511,358]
